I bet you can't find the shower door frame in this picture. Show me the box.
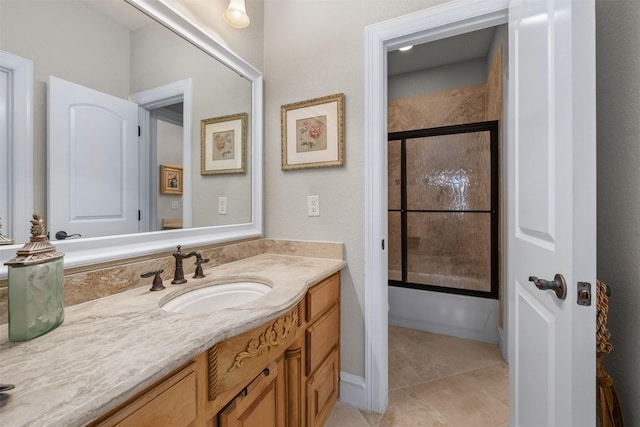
[388,120,499,299]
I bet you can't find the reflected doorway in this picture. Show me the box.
[148,103,184,232]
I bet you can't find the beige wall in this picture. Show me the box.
[262,0,451,378]
[596,0,640,425]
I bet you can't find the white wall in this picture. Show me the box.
[596,1,640,425]
[263,0,452,379]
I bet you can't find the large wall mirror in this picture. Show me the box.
[0,0,263,278]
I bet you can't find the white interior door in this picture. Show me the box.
[508,0,596,426]
[48,76,139,240]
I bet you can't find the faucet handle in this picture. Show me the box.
[141,269,165,291]
[193,257,210,279]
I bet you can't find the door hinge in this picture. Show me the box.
[138,125,141,137]
[138,210,141,221]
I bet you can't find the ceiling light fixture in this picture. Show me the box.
[223,0,250,28]
[398,45,413,52]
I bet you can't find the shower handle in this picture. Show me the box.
[528,274,567,300]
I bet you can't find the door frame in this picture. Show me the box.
[0,50,33,243]
[130,78,193,232]
[363,0,509,412]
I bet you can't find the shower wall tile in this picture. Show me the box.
[388,84,487,133]
[486,46,504,122]
[388,45,504,300]
[407,212,492,292]
[388,212,402,280]
[388,140,402,210]
[406,132,492,212]
[486,46,505,324]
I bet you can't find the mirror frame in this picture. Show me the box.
[0,0,263,279]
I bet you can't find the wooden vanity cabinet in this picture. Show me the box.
[218,357,286,427]
[90,272,341,427]
[286,272,341,427]
[90,361,199,427]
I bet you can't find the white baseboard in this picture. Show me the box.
[339,372,368,410]
[389,287,499,344]
[497,326,508,362]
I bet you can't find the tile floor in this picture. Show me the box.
[326,325,509,427]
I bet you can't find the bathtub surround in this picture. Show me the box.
[387,40,505,344]
[389,287,499,344]
[0,239,343,325]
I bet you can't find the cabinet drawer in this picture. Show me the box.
[306,304,339,376]
[306,348,339,427]
[92,362,197,427]
[306,273,340,323]
[219,358,285,427]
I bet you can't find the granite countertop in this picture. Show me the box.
[0,253,345,426]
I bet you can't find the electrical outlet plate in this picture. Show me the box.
[308,195,320,216]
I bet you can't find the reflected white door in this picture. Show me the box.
[48,76,139,240]
[508,0,596,426]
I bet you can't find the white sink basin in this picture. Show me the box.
[161,282,271,314]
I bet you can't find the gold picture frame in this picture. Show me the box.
[201,112,247,175]
[160,165,183,195]
[281,93,345,170]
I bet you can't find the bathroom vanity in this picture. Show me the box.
[0,253,344,426]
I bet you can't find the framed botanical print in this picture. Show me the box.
[201,112,247,175]
[281,93,345,170]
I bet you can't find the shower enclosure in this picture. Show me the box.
[388,120,499,299]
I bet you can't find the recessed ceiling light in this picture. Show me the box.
[398,45,413,52]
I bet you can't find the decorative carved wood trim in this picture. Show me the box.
[297,300,303,327]
[227,309,298,372]
[208,345,218,401]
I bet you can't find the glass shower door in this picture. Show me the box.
[388,121,498,299]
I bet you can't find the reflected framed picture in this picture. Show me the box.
[281,93,344,170]
[160,165,183,195]
[201,112,247,175]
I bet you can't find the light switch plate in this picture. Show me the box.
[171,200,179,210]
[308,195,320,216]
[218,197,227,215]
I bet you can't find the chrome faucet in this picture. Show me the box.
[171,245,210,284]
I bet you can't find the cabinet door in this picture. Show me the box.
[306,348,339,427]
[306,304,340,376]
[219,358,285,427]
